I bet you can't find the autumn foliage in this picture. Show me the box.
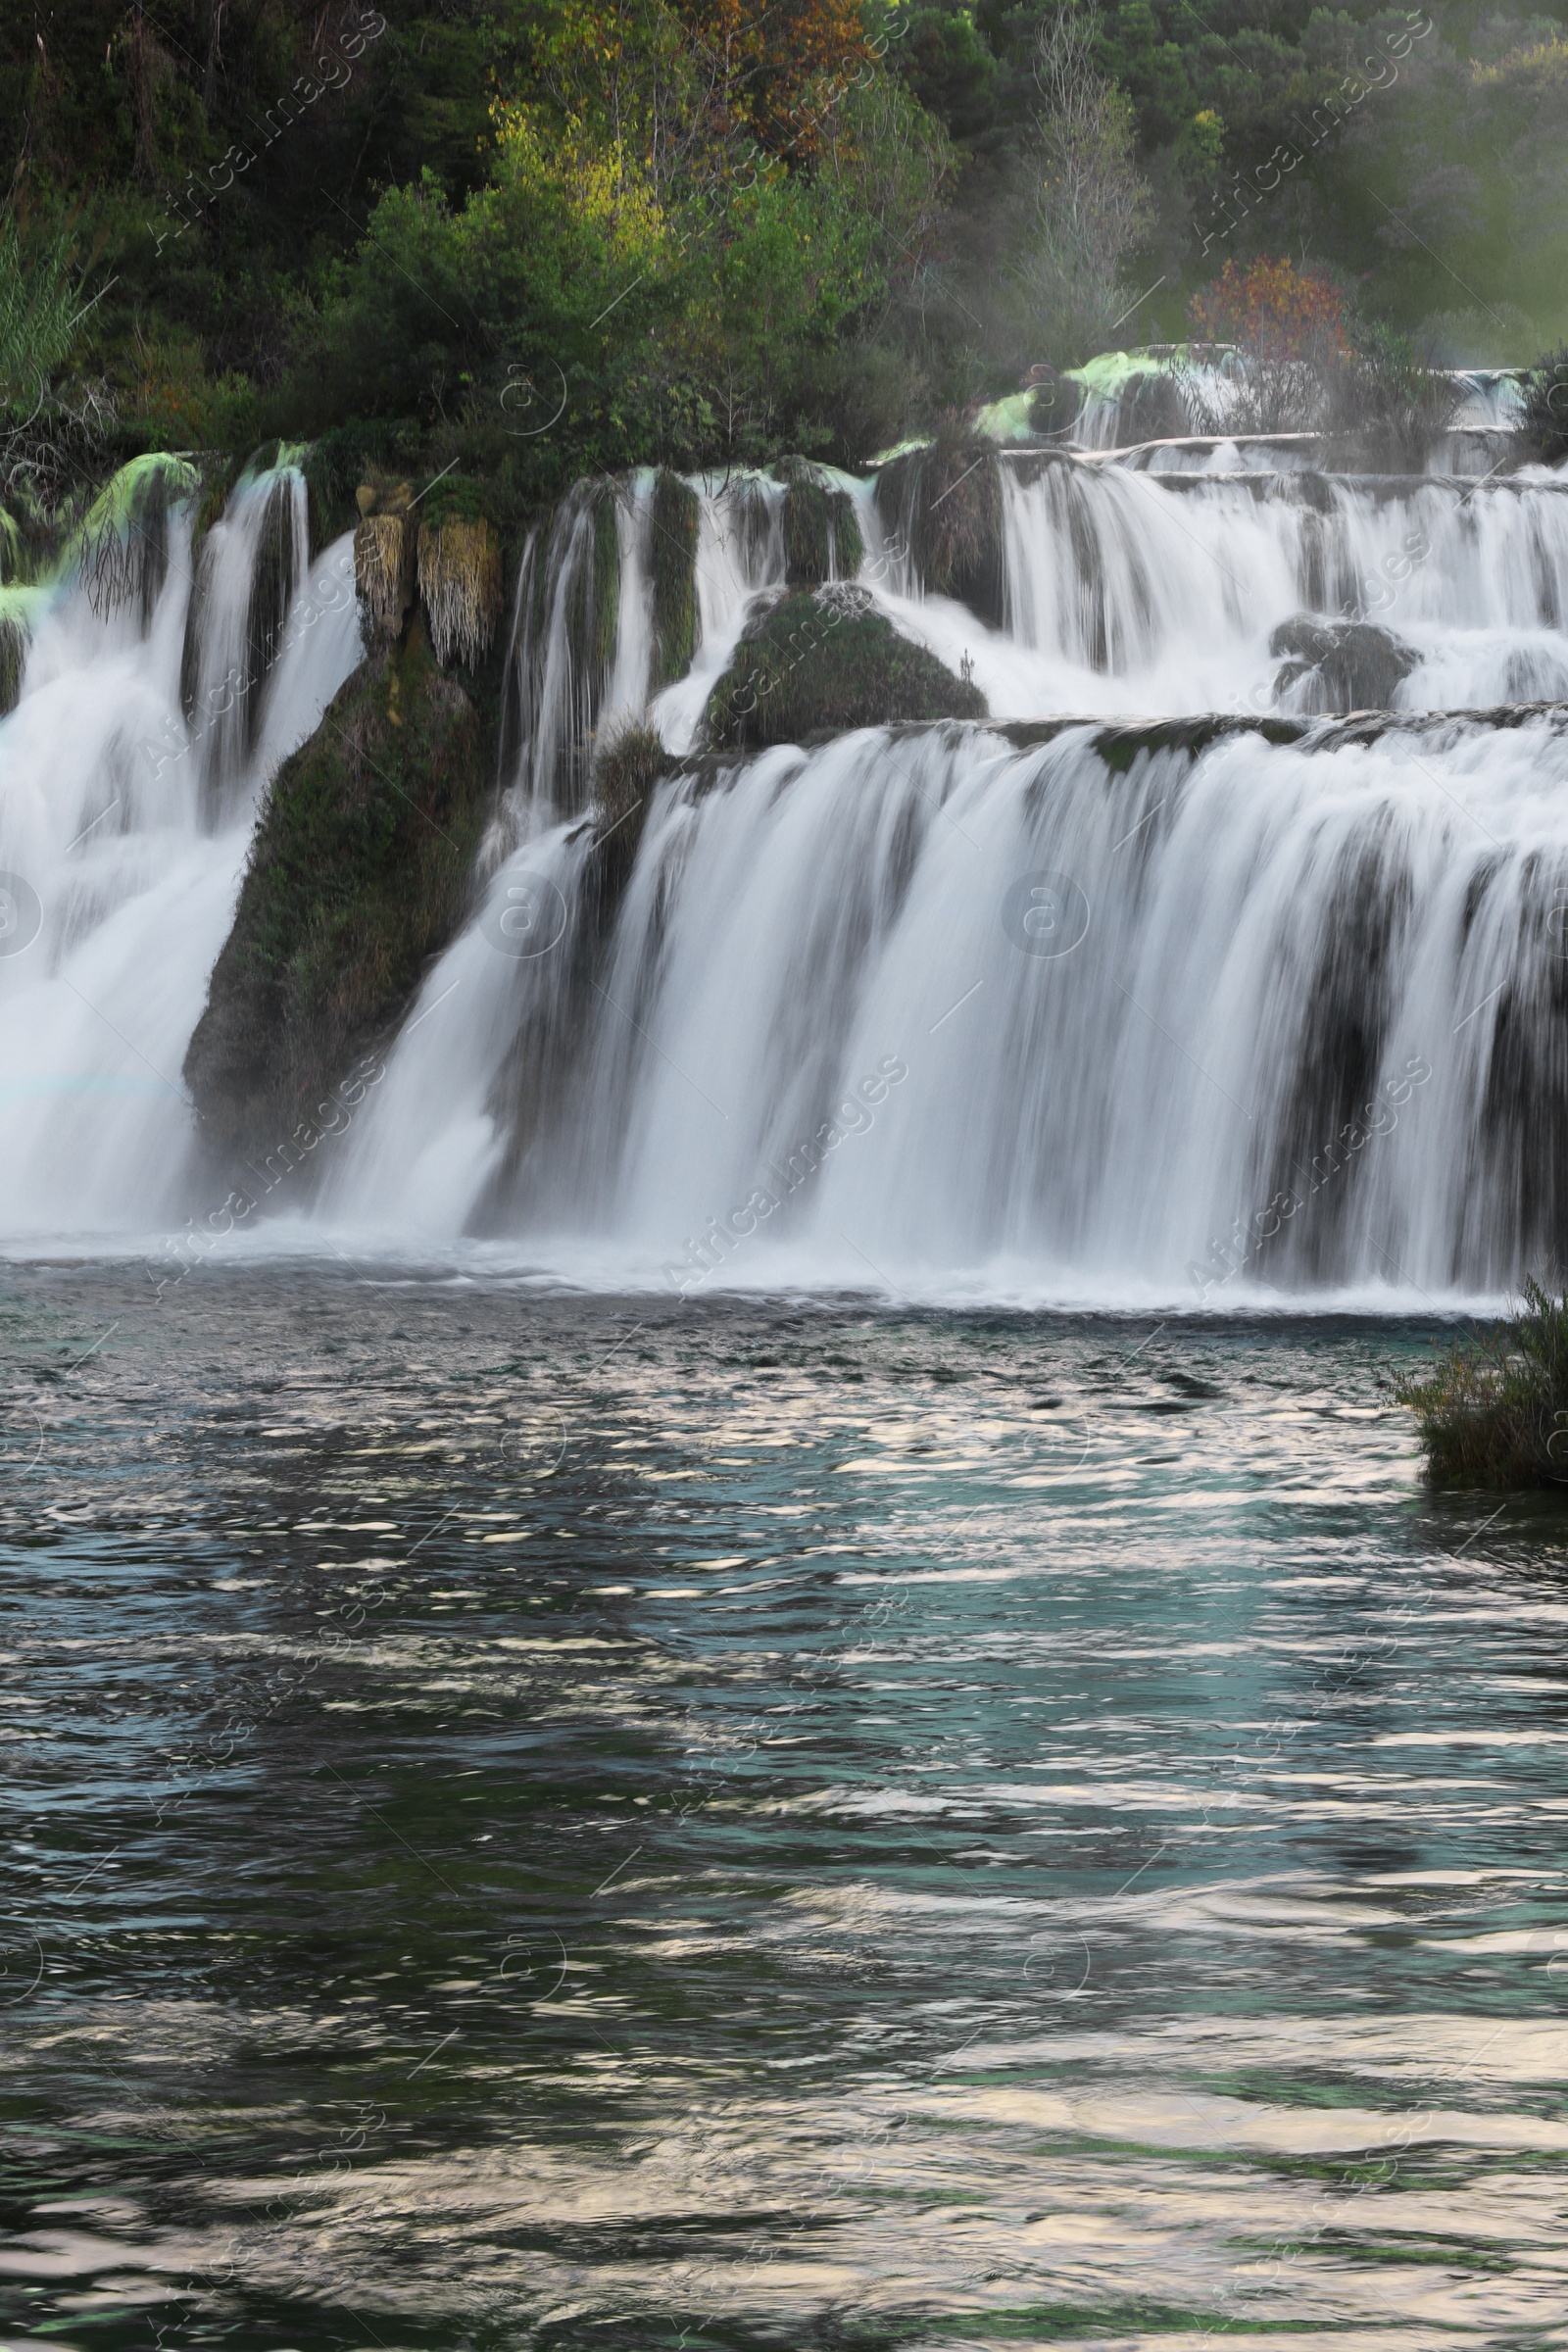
[684,0,873,157]
[1190,259,1351,364]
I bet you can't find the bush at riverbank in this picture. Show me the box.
[1395,1280,1568,1486]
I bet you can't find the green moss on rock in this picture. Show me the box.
[650,469,699,687]
[705,587,987,750]
[873,440,1004,626]
[0,585,46,715]
[183,617,493,1164]
[71,454,200,625]
[778,459,864,585]
[589,719,673,901]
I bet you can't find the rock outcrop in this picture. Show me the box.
[182,617,492,1168]
[704,584,987,749]
[1270,613,1418,712]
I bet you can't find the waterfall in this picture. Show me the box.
[877,463,1568,720]
[8,423,1568,1303]
[178,468,310,811]
[506,470,786,808]
[0,467,364,1240]
[323,710,1568,1302]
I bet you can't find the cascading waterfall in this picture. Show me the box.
[965,461,1568,716]
[0,467,363,1238]
[504,469,786,811]
[178,467,310,808]
[324,712,1568,1300]
[9,418,1568,1301]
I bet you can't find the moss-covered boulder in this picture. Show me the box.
[704,585,987,750]
[873,440,1004,626]
[587,719,673,905]
[555,479,620,686]
[0,584,47,717]
[1269,613,1417,712]
[776,458,864,586]
[650,469,699,687]
[183,617,492,1163]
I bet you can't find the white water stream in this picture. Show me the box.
[0,469,363,1238]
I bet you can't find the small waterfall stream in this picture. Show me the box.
[0,468,363,1237]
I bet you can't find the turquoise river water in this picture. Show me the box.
[3,1265,1567,2351]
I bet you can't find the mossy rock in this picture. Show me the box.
[183,617,492,1164]
[191,455,240,554]
[650,469,699,687]
[562,481,619,684]
[776,458,865,586]
[0,585,47,716]
[588,720,674,900]
[68,454,200,626]
[1027,371,1083,437]
[873,441,1004,626]
[704,586,987,750]
[1269,613,1417,712]
[0,612,26,717]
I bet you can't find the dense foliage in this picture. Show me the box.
[3,0,1567,501]
[1395,1281,1568,1487]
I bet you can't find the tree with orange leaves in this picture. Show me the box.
[1190,258,1351,365]
[678,0,872,160]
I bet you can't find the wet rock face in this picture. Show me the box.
[873,442,1005,628]
[182,619,491,1170]
[1270,613,1418,712]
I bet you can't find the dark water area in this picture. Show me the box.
[3,1265,1568,2350]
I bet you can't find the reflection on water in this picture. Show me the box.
[3,1266,1568,2350]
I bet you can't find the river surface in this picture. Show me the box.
[4,1265,1568,2350]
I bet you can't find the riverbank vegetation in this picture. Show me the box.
[3,0,1568,520]
[1395,1281,1568,1487]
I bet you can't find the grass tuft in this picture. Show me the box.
[1394,1278,1568,1487]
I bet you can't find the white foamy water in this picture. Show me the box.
[0,471,363,1237]
[324,712,1568,1304]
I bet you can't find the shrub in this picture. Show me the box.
[1394,1279,1568,1487]
[1190,259,1351,364]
